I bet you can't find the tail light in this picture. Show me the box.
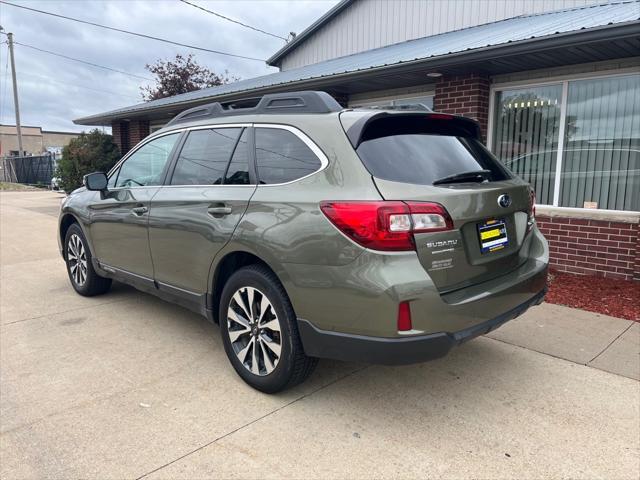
[527,188,536,232]
[319,201,453,251]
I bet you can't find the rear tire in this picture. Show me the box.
[219,264,318,393]
[64,223,112,297]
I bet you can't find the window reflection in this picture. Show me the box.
[492,85,562,205]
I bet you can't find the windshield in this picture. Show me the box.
[355,117,512,186]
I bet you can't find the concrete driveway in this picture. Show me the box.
[1,191,638,479]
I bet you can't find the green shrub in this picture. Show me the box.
[56,129,120,192]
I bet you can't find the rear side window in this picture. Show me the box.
[356,117,511,185]
[255,128,322,184]
[171,128,241,185]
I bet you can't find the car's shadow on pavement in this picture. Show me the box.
[106,279,523,397]
[110,279,537,405]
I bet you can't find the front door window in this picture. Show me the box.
[114,133,180,188]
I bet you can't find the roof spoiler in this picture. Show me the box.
[166,91,342,127]
[345,111,482,148]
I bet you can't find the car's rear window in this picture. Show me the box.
[355,116,511,185]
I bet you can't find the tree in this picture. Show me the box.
[141,54,238,101]
[56,129,121,192]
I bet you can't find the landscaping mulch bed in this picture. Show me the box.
[546,270,640,321]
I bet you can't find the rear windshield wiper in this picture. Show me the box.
[432,170,491,186]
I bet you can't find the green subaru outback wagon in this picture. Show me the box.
[59,91,548,392]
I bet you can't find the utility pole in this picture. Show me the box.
[6,32,23,155]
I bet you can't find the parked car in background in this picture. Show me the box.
[58,92,548,392]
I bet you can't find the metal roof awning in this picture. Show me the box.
[74,1,640,126]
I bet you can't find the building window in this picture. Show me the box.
[492,85,562,206]
[560,75,639,211]
[351,95,434,110]
[491,74,639,212]
[392,95,434,110]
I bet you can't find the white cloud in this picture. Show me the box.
[0,0,339,132]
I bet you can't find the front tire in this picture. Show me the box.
[64,223,112,297]
[219,264,317,393]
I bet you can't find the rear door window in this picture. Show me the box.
[224,129,251,185]
[171,128,241,185]
[255,128,322,184]
[356,116,511,185]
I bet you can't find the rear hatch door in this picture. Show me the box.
[346,111,533,292]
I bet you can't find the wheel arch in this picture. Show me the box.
[210,250,288,323]
[59,212,80,259]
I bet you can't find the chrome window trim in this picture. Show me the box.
[106,122,328,189]
[98,262,154,283]
[167,123,329,188]
[182,123,252,131]
[106,124,251,191]
[159,184,257,189]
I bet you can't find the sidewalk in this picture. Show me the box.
[487,302,639,380]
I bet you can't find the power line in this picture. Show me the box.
[179,0,287,41]
[19,70,141,101]
[13,42,154,82]
[0,33,151,84]
[0,1,266,62]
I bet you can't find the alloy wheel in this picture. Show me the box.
[227,286,282,376]
[67,233,88,286]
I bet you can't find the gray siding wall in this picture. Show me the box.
[280,0,606,70]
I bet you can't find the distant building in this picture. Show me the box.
[0,124,79,157]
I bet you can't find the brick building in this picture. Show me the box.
[75,0,640,280]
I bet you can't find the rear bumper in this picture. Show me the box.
[298,288,545,365]
[283,225,548,340]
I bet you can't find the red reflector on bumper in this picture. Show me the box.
[397,302,412,331]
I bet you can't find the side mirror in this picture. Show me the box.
[84,172,108,191]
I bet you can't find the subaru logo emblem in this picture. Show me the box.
[497,194,512,208]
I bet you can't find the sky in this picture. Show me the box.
[0,0,340,132]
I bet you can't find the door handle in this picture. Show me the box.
[131,206,148,216]
[207,206,232,216]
